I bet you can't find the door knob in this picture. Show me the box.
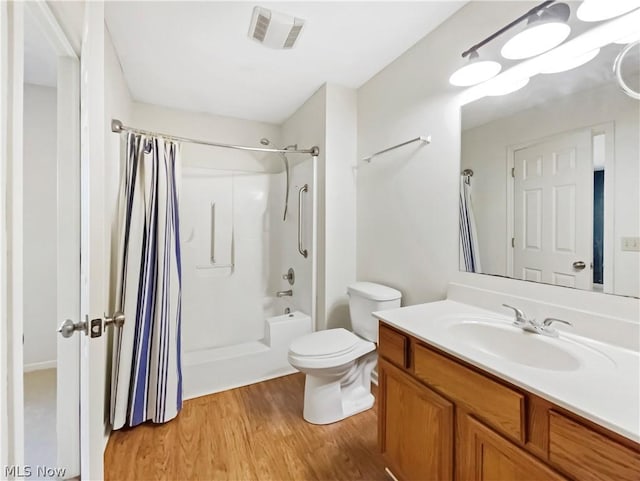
[58,318,87,338]
[104,311,125,328]
[572,261,586,270]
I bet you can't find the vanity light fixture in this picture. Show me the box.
[461,6,640,105]
[500,3,572,59]
[449,51,502,87]
[539,47,600,73]
[577,0,640,22]
[451,1,570,88]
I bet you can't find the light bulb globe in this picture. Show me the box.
[501,22,571,60]
[449,60,502,87]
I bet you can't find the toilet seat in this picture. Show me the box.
[288,328,375,369]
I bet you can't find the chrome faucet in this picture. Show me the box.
[541,317,573,335]
[502,304,529,326]
[276,289,293,297]
[502,304,573,338]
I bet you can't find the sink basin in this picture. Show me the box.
[442,319,614,372]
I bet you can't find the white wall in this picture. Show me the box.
[105,26,133,310]
[356,0,639,323]
[47,1,84,56]
[324,85,357,330]
[356,12,471,306]
[282,86,326,328]
[22,83,57,369]
[131,101,282,172]
[281,83,358,331]
[462,80,640,297]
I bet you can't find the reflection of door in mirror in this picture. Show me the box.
[460,49,639,298]
[512,129,592,290]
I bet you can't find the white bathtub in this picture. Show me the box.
[182,310,312,400]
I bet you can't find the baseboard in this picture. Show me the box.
[23,360,57,372]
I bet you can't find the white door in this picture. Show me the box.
[53,32,82,481]
[2,1,84,477]
[513,129,593,289]
[53,2,107,478]
[55,2,107,478]
[79,2,107,479]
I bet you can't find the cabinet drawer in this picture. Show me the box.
[549,411,640,481]
[413,343,525,442]
[378,324,408,368]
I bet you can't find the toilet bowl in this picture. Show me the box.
[288,282,402,424]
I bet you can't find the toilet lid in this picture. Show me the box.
[289,328,360,357]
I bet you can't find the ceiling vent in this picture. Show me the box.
[248,6,305,49]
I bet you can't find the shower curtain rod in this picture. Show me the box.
[111,119,320,157]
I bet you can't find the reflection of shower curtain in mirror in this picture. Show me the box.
[110,132,183,429]
[459,176,482,273]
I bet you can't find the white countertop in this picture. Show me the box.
[374,300,640,443]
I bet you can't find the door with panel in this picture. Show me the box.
[513,129,593,289]
[378,359,454,481]
[458,414,568,481]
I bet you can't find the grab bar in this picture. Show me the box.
[297,184,308,258]
[210,202,216,263]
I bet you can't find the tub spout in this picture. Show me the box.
[277,289,293,297]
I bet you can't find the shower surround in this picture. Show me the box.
[180,158,316,399]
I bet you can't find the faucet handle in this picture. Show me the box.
[282,267,295,286]
[502,304,527,323]
[542,318,573,328]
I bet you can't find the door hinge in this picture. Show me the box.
[512,237,515,248]
[511,167,515,178]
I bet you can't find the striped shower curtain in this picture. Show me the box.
[459,175,482,273]
[111,133,183,429]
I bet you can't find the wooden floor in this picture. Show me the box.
[105,373,387,481]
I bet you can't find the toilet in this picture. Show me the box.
[288,282,402,424]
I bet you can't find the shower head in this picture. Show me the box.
[260,138,297,150]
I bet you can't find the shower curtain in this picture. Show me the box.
[459,175,482,273]
[110,133,183,429]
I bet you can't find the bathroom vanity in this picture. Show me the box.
[375,301,640,481]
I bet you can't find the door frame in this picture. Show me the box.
[30,0,84,475]
[1,1,25,469]
[0,0,81,474]
[506,123,615,291]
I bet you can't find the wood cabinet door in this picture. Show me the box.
[458,414,568,481]
[378,358,454,481]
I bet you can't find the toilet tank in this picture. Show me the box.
[347,282,401,342]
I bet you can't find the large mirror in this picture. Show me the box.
[460,37,640,298]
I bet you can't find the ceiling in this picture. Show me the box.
[105,1,466,124]
[24,8,58,88]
